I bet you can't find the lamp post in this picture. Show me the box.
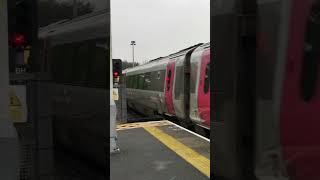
[130,41,136,67]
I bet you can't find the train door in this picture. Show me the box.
[172,57,186,119]
[197,48,210,128]
[280,0,320,179]
[165,61,176,115]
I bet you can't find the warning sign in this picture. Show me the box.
[112,88,119,101]
[9,85,27,123]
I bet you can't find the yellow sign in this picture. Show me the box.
[9,86,27,123]
[24,46,31,64]
[112,88,119,101]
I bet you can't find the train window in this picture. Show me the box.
[51,43,75,84]
[138,74,145,89]
[159,70,166,91]
[133,75,138,89]
[130,75,134,88]
[143,72,151,90]
[190,62,198,93]
[87,40,108,88]
[300,2,320,102]
[150,71,157,91]
[129,76,134,88]
[157,71,161,79]
[204,62,210,94]
[174,66,184,99]
[126,76,130,88]
[149,70,165,91]
[166,70,172,91]
[72,43,90,86]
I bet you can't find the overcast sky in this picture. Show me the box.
[111,0,210,64]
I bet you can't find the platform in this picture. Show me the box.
[111,120,210,180]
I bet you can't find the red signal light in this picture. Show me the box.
[12,33,26,46]
[113,71,119,77]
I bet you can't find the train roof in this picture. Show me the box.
[200,42,210,48]
[124,57,169,74]
[125,43,209,74]
[38,10,110,39]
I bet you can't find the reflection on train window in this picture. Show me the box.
[133,75,138,89]
[143,72,151,90]
[126,76,132,88]
[126,76,130,88]
[128,76,133,88]
[151,70,165,91]
[300,2,320,102]
[51,39,108,88]
[204,62,210,94]
[73,43,89,85]
[159,70,166,91]
[131,76,134,88]
[78,0,108,14]
[38,0,74,27]
[128,75,135,88]
[51,44,75,83]
[138,74,145,89]
[88,40,108,88]
[76,0,94,17]
[127,70,165,91]
[38,0,108,27]
[167,70,172,91]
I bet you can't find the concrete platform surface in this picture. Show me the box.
[111,120,210,180]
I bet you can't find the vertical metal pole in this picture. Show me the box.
[131,41,135,67]
[110,59,119,153]
[110,13,119,154]
[0,0,20,179]
[132,44,135,67]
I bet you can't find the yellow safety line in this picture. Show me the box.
[117,120,172,131]
[143,126,210,178]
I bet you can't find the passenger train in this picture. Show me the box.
[38,7,110,168]
[123,43,210,131]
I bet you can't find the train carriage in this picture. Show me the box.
[125,57,168,116]
[124,42,210,130]
[190,43,210,128]
[38,10,110,167]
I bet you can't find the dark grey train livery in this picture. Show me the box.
[38,3,110,167]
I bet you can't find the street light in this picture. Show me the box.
[130,41,136,67]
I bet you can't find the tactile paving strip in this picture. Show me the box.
[116,120,173,131]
